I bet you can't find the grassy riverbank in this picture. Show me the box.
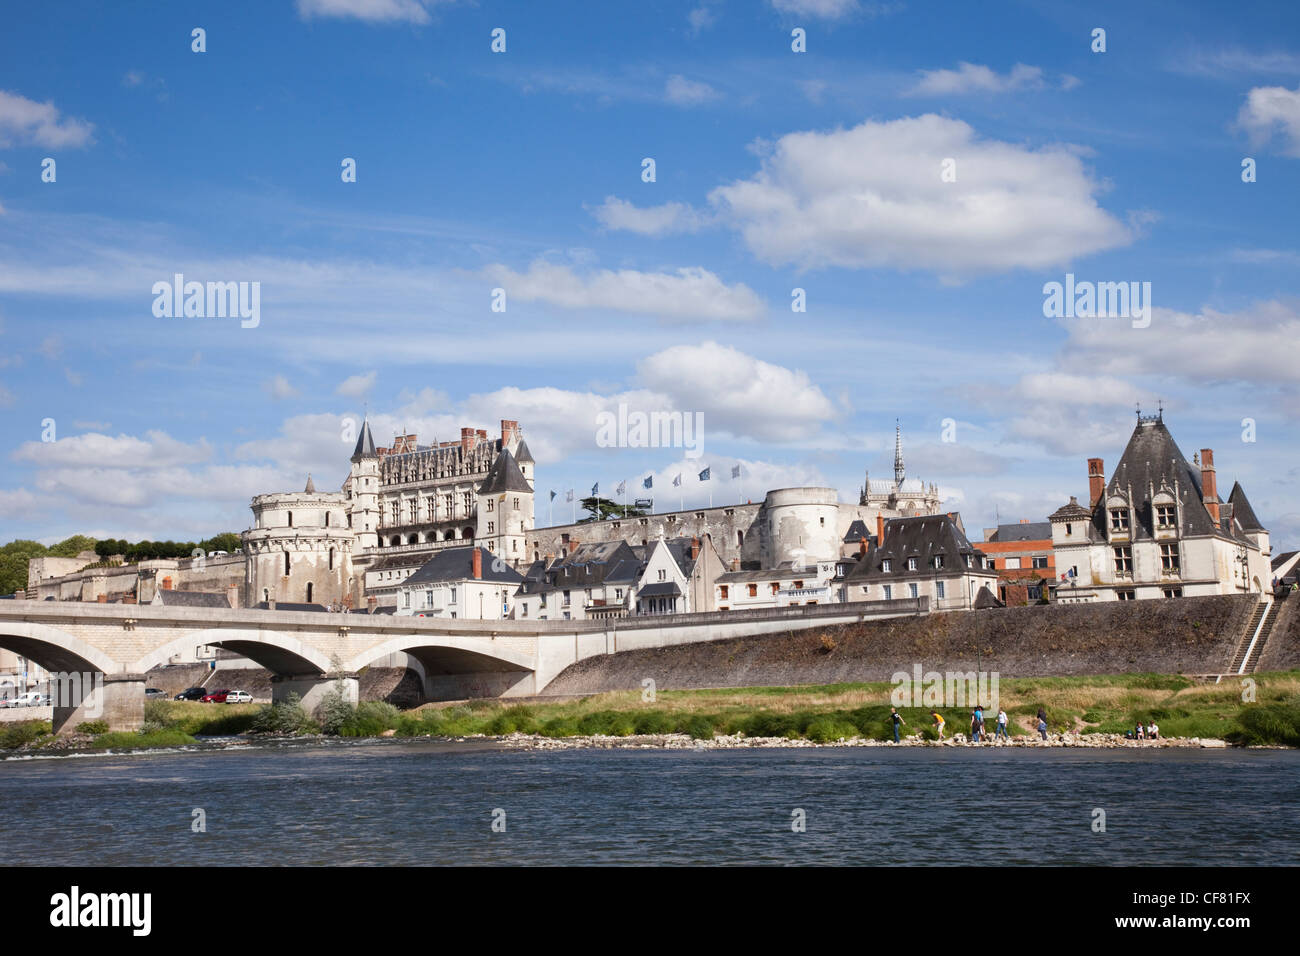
[4,672,1298,752]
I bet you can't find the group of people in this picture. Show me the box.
[1127,721,1160,740]
[888,706,1030,743]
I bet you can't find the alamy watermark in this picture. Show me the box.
[890,664,999,712]
[1042,273,1151,329]
[152,274,260,328]
[595,403,704,458]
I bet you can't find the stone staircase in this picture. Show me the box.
[1222,600,1278,679]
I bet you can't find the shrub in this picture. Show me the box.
[338,701,401,737]
[1230,701,1300,747]
[805,718,859,743]
[76,720,109,735]
[632,710,676,735]
[739,712,796,738]
[0,720,51,749]
[90,730,196,750]
[250,694,318,735]
[316,687,356,736]
[682,715,715,740]
[539,717,581,737]
[485,705,539,736]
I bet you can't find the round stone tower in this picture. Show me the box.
[243,476,356,608]
[761,487,840,567]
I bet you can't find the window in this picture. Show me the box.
[615,588,623,599]
[936,581,945,599]
[1065,522,1073,535]
[562,590,571,606]
[860,586,869,597]
[329,548,335,571]
[933,555,944,569]
[284,551,291,576]
[909,583,918,598]
[658,569,667,582]
[513,498,520,510]
[449,587,457,604]
[819,517,825,526]
[719,585,729,599]
[403,590,411,608]
[487,498,494,512]
[1113,546,1133,576]
[964,555,972,568]
[1163,587,1183,598]
[1117,589,1136,601]
[487,522,495,534]
[287,511,293,527]
[1032,556,1049,570]
[1005,557,1021,570]
[748,583,758,597]
[907,557,917,571]
[425,588,433,608]
[883,584,892,600]
[1161,543,1180,572]
[882,559,892,572]
[1110,508,1130,533]
[1156,505,1176,530]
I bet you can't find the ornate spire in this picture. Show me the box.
[893,419,905,485]
[304,473,316,493]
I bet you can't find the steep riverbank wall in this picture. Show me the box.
[541,594,1278,695]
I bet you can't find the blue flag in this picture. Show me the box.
[592,482,599,496]
[549,490,556,501]
[699,467,710,482]
[731,464,741,479]
[643,475,653,489]
[672,473,682,487]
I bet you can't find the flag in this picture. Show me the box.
[731,464,741,479]
[672,473,682,487]
[616,480,626,495]
[643,475,653,489]
[699,466,710,482]
[550,490,556,501]
[566,489,574,503]
[592,482,599,496]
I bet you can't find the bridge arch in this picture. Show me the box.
[0,621,121,675]
[130,629,335,676]
[344,634,534,677]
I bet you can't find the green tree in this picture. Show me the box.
[578,496,649,522]
[0,539,50,595]
[47,535,97,558]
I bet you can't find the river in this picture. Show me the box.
[3,740,1297,865]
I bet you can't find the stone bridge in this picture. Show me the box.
[0,597,927,732]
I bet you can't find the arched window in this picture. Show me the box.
[463,527,474,539]
[407,534,418,545]
[390,536,401,547]
[737,530,744,546]
[263,588,269,603]
[284,551,291,576]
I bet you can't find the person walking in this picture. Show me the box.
[996,708,1009,741]
[890,707,906,743]
[931,711,946,741]
[970,707,982,743]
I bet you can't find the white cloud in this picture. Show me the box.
[909,62,1048,96]
[336,371,377,398]
[63,368,82,387]
[1237,84,1300,156]
[707,114,1133,275]
[482,260,765,321]
[294,0,451,24]
[665,74,720,105]
[637,341,839,442]
[0,487,37,518]
[12,430,213,470]
[589,196,710,236]
[266,375,300,400]
[770,0,860,19]
[687,6,718,35]
[0,90,94,149]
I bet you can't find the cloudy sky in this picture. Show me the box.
[1,0,1299,546]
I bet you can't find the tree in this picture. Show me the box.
[0,539,49,596]
[578,496,649,522]
[47,535,97,558]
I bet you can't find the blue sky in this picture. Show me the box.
[1,0,1299,546]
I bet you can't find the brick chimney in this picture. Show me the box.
[366,595,378,612]
[690,536,700,561]
[460,427,476,456]
[876,514,885,545]
[730,557,740,571]
[500,419,518,444]
[97,593,107,603]
[568,539,579,554]
[1088,458,1105,509]
[162,575,173,590]
[476,429,487,443]
[858,536,868,556]
[472,547,482,580]
[1201,449,1219,523]
[122,594,137,605]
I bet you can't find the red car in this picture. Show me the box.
[200,689,232,703]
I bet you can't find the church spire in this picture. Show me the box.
[894,420,905,485]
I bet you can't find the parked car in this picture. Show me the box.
[200,689,232,703]
[144,688,168,700]
[225,690,253,704]
[10,692,45,708]
[174,687,207,701]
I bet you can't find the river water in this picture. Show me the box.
[3,740,1296,865]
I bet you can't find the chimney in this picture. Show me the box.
[366,595,378,612]
[1088,458,1105,509]
[1201,449,1219,523]
[501,419,518,444]
[122,594,137,605]
[472,548,482,580]
[97,593,107,603]
[730,557,740,571]
[476,429,488,443]
[858,536,868,556]
[162,576,173,590]
[876,513,885,545]
[460,426,475,456]
[690,536,700,561]
[568,539,579,554]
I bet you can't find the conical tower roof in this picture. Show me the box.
[350,419,377,462]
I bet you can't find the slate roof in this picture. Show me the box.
[513,438,534,464]
[986,521,1052,542]
[1272,551,1298,572]
[842,519,871,543]
[477,449,532,496]
[974,586,1004,609]
[1099,418,1221,540]
[1227,481,1264,532]
[304,474,317,493]
[517,541,642,595]
[637,581,682,598]
[351,419,377,461]
[255,601,329,612]
[403,546,524,586]
[155,590,231,609]
[1049,496,1092,521]
[844,513,989,581]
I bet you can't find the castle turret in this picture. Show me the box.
[348,419,380,553]
[475,448,534,567]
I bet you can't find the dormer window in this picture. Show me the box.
[933,555,944,569]
[1156,505,1176,530]
[882,559,892,572]
[1109,508,1130,533]
[907,557,917,571]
